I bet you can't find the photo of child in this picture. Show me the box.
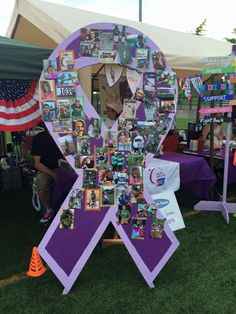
[131,217,147,240]
[59,50,76,71]
[85,189,100,211]
[43,59,57,80]
[101,185,116,207]
[118,204,131,224]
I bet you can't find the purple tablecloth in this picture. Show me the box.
[160,152,217,199]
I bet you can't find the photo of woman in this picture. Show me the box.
[88,118,101,138]
[39,80,55,101]
[129,166,143,185]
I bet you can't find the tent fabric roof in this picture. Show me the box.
[7,0,232,71]
[0,35,52,79]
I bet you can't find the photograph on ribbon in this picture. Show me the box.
[157,87,175,100]
[143,100,157,121]
[56,99,71,119]
[59,50,76,71]
[129,166,143,185]
[98,167,114,185]
[80,28,100,42]
[99,50,117,63]
[58,135,75,156]
[132,131,146,154]
[79,155,95,169]
[60,208,75,229]
[88,118,101,138]
[85,189,100,211]
[101,185,116,207]
[118,43,132,65]
[40,101,56,122]
[71,96,85,119]
[151,217,166,239]
[127,153,145,167]
[145,132,161,154]
[83,169,97,189]
[68,189,83,209]
[143,72,156,92]
[116,185,129,205]
[113,170,129,186]
[52,119,73,133]
[136,204,149,218]
[131,217,147,240]
[95,147,109,168]
[158,100,176,114]
[39,80,56,101]
[151,50,166,70]
[110,151,125,172]
[56,85,75,98]
[123,99,137,119]
[77,137,90,155]
[72,119,86,137]
[147,204,157,217]
[100,31,114,50]
[80,42,99,57]
[136,48,149,69]
[118,131,132,151]
[104,130,118,149]
[43,59,58,80]
[113,25,127,46]
[118,118,137,132]
[117,204,131,224]
[156,70,176,86]
[57,72,78,86]
[130,184,144,203]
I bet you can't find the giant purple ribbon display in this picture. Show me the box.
[37,23,179,294]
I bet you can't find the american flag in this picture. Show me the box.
[0,80,42,131]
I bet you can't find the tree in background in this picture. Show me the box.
[194,19,207,36]
[225,28,236,44]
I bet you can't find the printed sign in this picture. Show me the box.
[201,66,235,75]
[203,56,234,64]
[200,94,233,103]
[199,106,232,114]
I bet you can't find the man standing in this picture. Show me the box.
[31,126,63,225]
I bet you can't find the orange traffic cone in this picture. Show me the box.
[233,151,236,166]
[26,247,46,277]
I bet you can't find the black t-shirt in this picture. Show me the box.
[31,131,63,169]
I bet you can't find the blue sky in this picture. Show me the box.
[0,0,235,41]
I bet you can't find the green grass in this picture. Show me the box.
[1,187,236,313]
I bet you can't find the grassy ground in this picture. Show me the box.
[1,187,236,314]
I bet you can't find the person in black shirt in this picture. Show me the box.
[31,127,63,225]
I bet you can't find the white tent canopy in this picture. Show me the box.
[7,0,232,74]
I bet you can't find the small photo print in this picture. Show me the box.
[52,119,72,133]
[95,147,109,168]
[59,50,76,71]
[57,72,78,86]
[131,217,147,240]
[116,185,129,205]
[151,217,166,239]
[143,72,156,92]
[130,184,144,204]
[123,99,137,119]
[72,119,86,137]
[39,80,56,101]
[158,100,176,114]
[85,189,100,211]
[151,50,166,70]
[43,59,57,80]
[100,31,114,50]
[118,118,137,132]
[101,185,116,207]
[80,155,95,169]
[71,97,85,119]
[144,100,157,121]
[127,153,145,167]
[60,208,74,229]
[136,48,149,69]
[129,166,143,185]
[98,167,114,185]
[56,99,71,119]
[156,70,176,86]
[58,135,75,156]
[56,85,75,98]
[83,169,97,189]
[77,137,90,155]
[145,133,161,155]
[118,44,132,65]
[136,204,149,218]
[80,28,100,42]
[88,118,101,138]
[104,130,118,149]
[68,189,83,209]
[80,42,99,57]
[110,151,124,172]
[132,133,146,154]
[40,101,56,122]
[118,204,131,224]
[118,131,132,151]
[113,171,129,186]
[157,87,175,100]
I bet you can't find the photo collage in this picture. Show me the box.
[39,24,176,238]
